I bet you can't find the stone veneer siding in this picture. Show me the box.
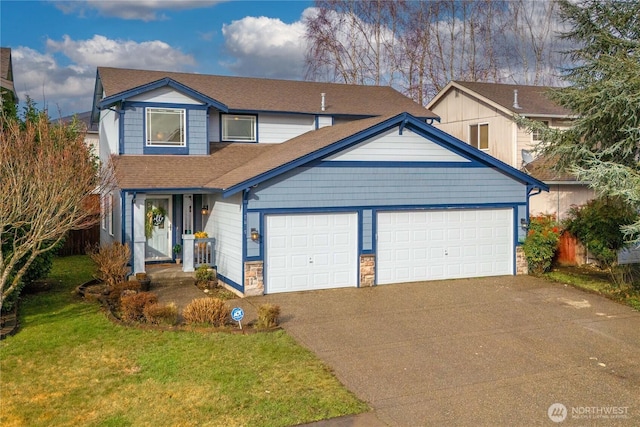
[516,246,528,275]
[244,261,264,296]
[360,255,375,287]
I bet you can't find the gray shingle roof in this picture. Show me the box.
[453,81,573,116]
[113,115,393,192]
[98,67,436,119]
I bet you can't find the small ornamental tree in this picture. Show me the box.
[522,214,561,275]
[0,108,114,312]
[564,196,637,270]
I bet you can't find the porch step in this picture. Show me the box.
[146,264,195,282]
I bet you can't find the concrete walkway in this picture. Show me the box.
[248,275,640,426]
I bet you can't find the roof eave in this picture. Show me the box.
[98,77,229,112]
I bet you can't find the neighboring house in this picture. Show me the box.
[59,111,99,157]
[427,81,594,222]
[1,47,18,108]
[92,67,547,296]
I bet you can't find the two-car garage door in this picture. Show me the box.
[265,209,513,293]
[377,209,513,285]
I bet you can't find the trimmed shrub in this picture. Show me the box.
[182,297,229,327]
[120,292,157,322]
[144,302,179,326]
[88,242,131,288]
[195,264,217,289]
[522,214,561,275]
[256,303,280,329]
[107,280,141,307]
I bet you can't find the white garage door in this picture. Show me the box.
[377,209,513,284]
[265,213,358,293]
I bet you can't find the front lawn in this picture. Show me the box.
[0,256,367,427]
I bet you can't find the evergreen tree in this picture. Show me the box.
[533,0,640,241]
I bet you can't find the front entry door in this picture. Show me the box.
[145,197,172,260]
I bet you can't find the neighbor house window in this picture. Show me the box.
[222,114,256,142]
[146,107,186,146]
[470,123,489,150]
[532,120,549,142]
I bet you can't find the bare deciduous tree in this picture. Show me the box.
[305,0,569,105]
[0,113,114,312]
[304,0,405,86]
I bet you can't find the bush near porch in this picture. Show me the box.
[0,256,368,426]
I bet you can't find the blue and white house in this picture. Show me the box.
[92,67,548,296]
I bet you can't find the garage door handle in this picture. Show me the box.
[309,257,313,264]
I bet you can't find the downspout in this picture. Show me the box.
[129,191,136,278]
[526,185,542,222]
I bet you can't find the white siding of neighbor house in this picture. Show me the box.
[529,183,595,222]
[430,89,516,167]
[129,86,203,105]
[325,128,470,162]
[259,114,315,143]
[517,118,573,167]
[204,193,243,286]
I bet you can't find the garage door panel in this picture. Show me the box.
[378,209,513,284]
[266,213,358,294]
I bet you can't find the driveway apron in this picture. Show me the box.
[248,275,640,426]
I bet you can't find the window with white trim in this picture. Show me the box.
[532,120,549,142]
[146,107,186,146]
[470,123,489,150]
[222,114,256,142]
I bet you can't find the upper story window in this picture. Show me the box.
[222,114,256,142]
[470,123,489,150]
[146,107,186,146]
[532,120,549,142]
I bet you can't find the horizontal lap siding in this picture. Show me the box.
[248,166,526,210]
[258,114,315,143]
[207,193,243,285]
[326,129,469,162]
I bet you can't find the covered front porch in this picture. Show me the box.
[127,192,216,275]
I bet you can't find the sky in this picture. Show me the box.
[1,0,315,117]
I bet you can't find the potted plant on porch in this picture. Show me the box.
[173,244,182,265]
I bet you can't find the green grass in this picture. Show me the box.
[0,256,368,427]
[545,266,640,311]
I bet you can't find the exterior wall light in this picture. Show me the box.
[250,228,260,242]
[201,205,209,215]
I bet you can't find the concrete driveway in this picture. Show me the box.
[246,275,640,426]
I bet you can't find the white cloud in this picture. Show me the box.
[221,13,308,79]
[11,35,196,117]
[55,0,222,22]
[47,35,196,70]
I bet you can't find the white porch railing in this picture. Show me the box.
[194,238,215,268]
[182,235,215,273]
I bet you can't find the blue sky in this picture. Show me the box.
[1,0,314,117]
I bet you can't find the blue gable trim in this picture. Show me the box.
[98,77,229,112]
[314,160,484,168]
[222,112,548,197]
